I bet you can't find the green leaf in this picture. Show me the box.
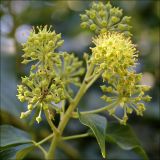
[78,112,107,158]
[0,55,23,117]
[0,144,33,160]
[16,145,34,160]
[106,123,148,160]
[0,125,32,149]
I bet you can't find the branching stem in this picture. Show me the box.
[44,110,59,134]
[71,101,119,118]
[46,63,98,159]
[62,133,90,141]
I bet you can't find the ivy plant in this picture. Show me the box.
[0,1,151,160]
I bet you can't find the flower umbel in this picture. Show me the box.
[55,52,85,96]
[91,32,137,77]
[101,70,151,125]
[80,1,132,36]
[17,26,66,123]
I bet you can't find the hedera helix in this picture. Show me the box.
[17,1,151,159]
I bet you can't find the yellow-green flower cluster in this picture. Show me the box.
[21,26,63,71]
[88,17,151,124]
[56,52,85,96]
[80,1,132,36]
[91,31,151,125]
[17,26,66,123]
[91,32,137,76]
[101,70,151,125]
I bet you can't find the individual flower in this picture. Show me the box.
[80,1,132,36]
[91,32,137,76]
[101,70,151,125]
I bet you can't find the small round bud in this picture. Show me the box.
[21,59,29,64]
[31,97,38,103]
[45,95,53,101]
[18,95,25,102]
[126,107,133,114]
[80,14,88,21]
[106,2,112,10]
[81,22,88,29]
[28,104,33,110]
[118,24,128,31]
[143,95,152,102]
[41,80,48,87]
[34,40,39,45]
[36,116,42,123]
[100,28,107,33]
[51,84,56,90]
[34,88,41,94]
[24,91,30,97]
[101,21,107,27]
[31,65,36,70]
[43,104,49,110]
[99,10,105,17]
[108,108,115,115]
[90,24,97,31]
[57,40,64,47]
[48,40,54,46]
[56,33,61,40]
[111,16,120,23]
[20,110,31,119]
[89,11,96,19]
[122,16,131,23]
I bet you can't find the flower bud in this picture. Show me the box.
[48,40,54,46]
[28,104,33,110]
[89,11,96,19]
[101,21,107,27]
[81,22,88,29]
[80,14,88,21]
[46,95,53,101]
[57,40,64,47]
[36,116,42,123]
[20,110,31,119]
[111,16,120,23]
[90,24,97,31]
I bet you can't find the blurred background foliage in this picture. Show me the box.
[0,0,159,159]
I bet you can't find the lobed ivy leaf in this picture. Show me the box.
[106,123,149,160]
[0,125,32,149]
[78,111,107,158]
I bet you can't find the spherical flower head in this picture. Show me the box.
[17,67,66,123]
[101,70,151,125]
[22,25,64,65]
[91,32,137,75]
[80,1,132,36]
[55,52,85,94]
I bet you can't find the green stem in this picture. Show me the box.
[58,141,81,159]
[46,63,97,159]
[33,141,47,158]
[37,134,53,145]
[62,133,90,141]
[44,110,59,134]
[71,101,119,118]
